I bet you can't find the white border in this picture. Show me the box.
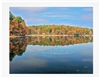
[2,1,99,77]
[2,0,99,2]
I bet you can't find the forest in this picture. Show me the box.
[27,25,93,36]
[9,12,28,36]
[9,12,93,36]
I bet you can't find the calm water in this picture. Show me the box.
[10,36,93,74]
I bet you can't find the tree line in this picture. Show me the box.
[27,25,93,36]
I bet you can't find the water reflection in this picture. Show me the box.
[10,36,92,61]
[10,36,93,74]
[10,37,28,61]
[28,36,93,46]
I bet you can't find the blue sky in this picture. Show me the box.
[10,7,93,28]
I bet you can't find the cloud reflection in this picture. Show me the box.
[82,59,93,62]
[22,58,47,68]
[10,57,47,73]
[26,45,53,53]
[81,49,93,56]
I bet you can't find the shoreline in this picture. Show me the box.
[10,35,93,38]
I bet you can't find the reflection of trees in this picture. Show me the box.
[28,36,93,46]
[10,37,28,61]
[9,36,93,61]
[10,53,16,61]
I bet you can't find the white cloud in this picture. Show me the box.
[82,14,93,21]
[83,7,93,11]
[25,18,49,23]
[40,14,74,20]
[42,14,70,18]
[59,7,69,10]
[10,7,46,12]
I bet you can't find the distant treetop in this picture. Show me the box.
[9,11,24,23]
[10,11,15,20]
[15,16,24,23]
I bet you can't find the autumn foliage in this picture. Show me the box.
[27,36,93,46]
[9,12,93,36]
[27,25,93,36]
[9,36,93,61]
[9,12,28,36]
[10,37,28,61]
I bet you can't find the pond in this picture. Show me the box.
[10,36,93,74]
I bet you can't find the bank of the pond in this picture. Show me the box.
[10,35,93,38]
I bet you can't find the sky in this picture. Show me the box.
[10,7,93,28]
